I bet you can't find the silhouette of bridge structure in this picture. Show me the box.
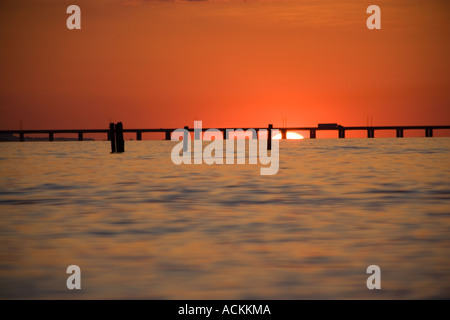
[1,124,450,141]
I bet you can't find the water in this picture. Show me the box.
[0,138,449,299]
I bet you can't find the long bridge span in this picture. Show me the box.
[1,125,450,141]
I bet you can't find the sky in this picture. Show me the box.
[0,0,449,132]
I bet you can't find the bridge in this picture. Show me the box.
[1,125,450,141]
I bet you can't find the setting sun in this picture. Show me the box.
[273,132,304,140]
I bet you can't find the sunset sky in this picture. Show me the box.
[0,0,449,131]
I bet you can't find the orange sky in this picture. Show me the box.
[0,0,449,131]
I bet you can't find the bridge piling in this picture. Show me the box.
[115,122,125,152]
[221,129,228,140]
[109,123,116,153]
[183,126,189,153]
[268,124,273,150]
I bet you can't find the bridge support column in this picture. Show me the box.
[115,122,125,152]
[268,124,273,150]
[310,129,316,139]
[109,123,116,152]
[49,132,54,141]
[425,128,433,137]
[367,129,374,138]
[165,130,171,140]
[136,131,142,141]
[78,132,83,141]
[221,129,227,140]
[396,128,403,138]
[19,132,24,142]
[338,129,345,139]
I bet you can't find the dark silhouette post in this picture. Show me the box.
[109,123,116,153]
[310,129,316,139]
[396,128,403,138]
[49,132,54,141]
[165,130,171,140]
[136,131,142,141]
[183,126,189,153]
[19,132,24,142]
[367,128,374,138]
[426,128,433,137]
[281,129,287,140]
[221,129,228,140]
[78,132,83,141]
[115,122,125,152]
[338,128,345,139]
[268,124,273,151]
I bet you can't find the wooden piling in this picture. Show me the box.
[221,129,228,140]
[136,131,142,141]
[396,128,403,138]
[78,132,83,141]
[109,123,116,153]
[49,132,54,141]
[310,129,316,139]
[367,129,374,138]
[268,124,273,151]
[115,122,125,152]
[183,126,189,153]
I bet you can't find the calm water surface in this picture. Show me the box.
[0,138,449,299]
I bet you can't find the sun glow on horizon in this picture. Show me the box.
[273,132,304,140]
